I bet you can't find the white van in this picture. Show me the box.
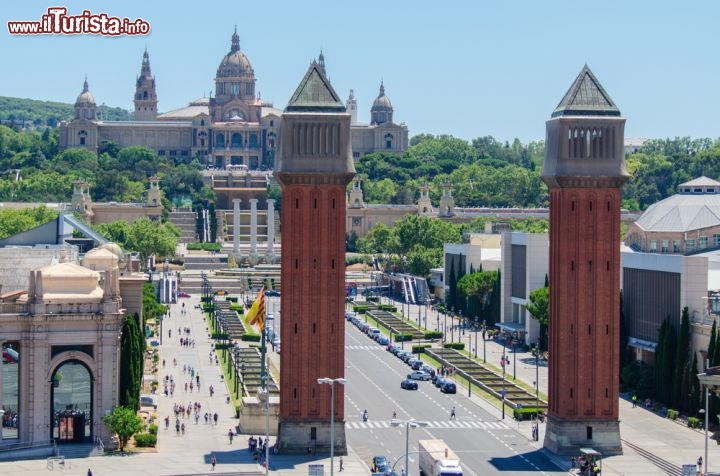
[367,328,381,340]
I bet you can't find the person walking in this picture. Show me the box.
[339,456,344,472]
[450,406,456,420]
[210,453,217,471]
[632,394,637,408]
[228,428,234,444]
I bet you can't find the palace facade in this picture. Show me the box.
[58,30,408,168]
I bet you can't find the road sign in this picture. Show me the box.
[308,464,324,476]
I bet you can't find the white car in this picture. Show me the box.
[407,371,432,381]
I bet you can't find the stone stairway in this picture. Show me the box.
[56,442,104,459]
[168,210,197,243]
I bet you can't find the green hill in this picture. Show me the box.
[0,96,131,127]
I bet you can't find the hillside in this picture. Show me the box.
[0,96,131,127]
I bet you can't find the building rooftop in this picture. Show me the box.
[552,65,620,117]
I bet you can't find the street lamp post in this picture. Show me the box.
[513,335,517,380]
[317,377,346,476]
[482,321,487,363]
[501,344,507,419]
[391,418,428,476]
[474,318,478,359]
[450,307,455,343]
[535,341,540,441]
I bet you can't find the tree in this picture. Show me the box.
[0,206,57,239]
[118,313,144,411]
[526,286,549,351]
[95,218,179,262]
[102,406,144,452]
[457,270,499,326]
[672,307,691,409]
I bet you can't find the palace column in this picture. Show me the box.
[232,199,241,254]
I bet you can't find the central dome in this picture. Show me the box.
[75,79,96,107]
[216,29,254,79]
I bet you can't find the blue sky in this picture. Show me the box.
[2,1,718,143]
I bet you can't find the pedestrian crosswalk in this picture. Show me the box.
[346,345,385,351]
[345,419,509,430]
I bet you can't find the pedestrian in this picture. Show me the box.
[181,422,185,435]
[339,456,344,472]
[698,456,703,473]
[165,415,170,430]
[87,470,93,476]
[214,412,218,425]
[228,428,234,444]
[175,420,180,435]
[450,406,456,420]
[631,394,637,408]
[210,453,217,471]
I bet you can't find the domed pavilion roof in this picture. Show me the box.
[216,28,254,79]
[75,78,96,107]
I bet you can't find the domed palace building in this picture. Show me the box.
[58,29,408,168]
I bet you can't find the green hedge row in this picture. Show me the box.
[424,331,443,339]
[211,333,229,340]
[444,342,465,350]
[229,304,244,313]
[513,406,542,421]
[412,344,431,354]
[379,304,397,312]
[242,333,261,342]
[187,242,221,252]
[393,333,413,342]
[353,305,369,314]
[134,433,157,447]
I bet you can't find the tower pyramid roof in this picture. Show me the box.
[552,65,620,117]
[286,60,345,112]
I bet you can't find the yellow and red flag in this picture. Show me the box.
[244,287,265,332]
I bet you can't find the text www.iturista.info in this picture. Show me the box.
[8,7,150,36]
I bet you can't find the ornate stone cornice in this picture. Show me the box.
[542,175,629,189]
[275,172,355,187]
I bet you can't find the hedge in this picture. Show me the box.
[666,409,678,421]
[444,342,465,350]
[353,305,369,314]
[148,423,158,435]
[688,416,701,428]
[242,333,261,342]
[134,433,157,447]
[412,344,431,354]
[211,333,229,340]
[394,333,413,342]
[424,331,443,339]
[229,304,244,313]
[187,242,221,252]
[379,304,397,312]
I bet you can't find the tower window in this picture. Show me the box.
[570,388,573,398]
[312,323,316,334]
[588,324,592,335]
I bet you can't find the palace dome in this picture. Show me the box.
[75,79,96,107]
[216,29,254,79]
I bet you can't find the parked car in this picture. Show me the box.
[411,360,424,370]
[407,371,432,381]
[178,291,191,298]
[400,379,419,390]
[265,290,280,297]
[441,381,457,394]
[367,328,381,339]
[434,376,447,388]
[377,335,390,345]
[420,364,436,377]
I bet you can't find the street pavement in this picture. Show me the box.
[0,294,713,475]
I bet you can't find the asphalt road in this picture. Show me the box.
[342,318,566,476]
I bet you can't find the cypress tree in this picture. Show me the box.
[662,322,677,405]
[672,307,691,408]
[688,353,700,416]
[654,320,668,401]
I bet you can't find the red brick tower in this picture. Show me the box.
[274,61,355,453]
[541,66,628,455]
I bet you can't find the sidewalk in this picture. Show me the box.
[0,293,371,476]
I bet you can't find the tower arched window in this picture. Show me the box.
[143,91,148,99]
[231,133,242,148]
[384,133,394,149]
[216,133,225,148]
[78,130,87,146]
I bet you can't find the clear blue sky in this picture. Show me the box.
[2,1,718,144]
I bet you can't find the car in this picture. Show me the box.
[420,364,436,376]
[177,291,191,298]
[345,312,355,321]
[400,378,418,390]
[407,371,432,381]
[434,376,447,388]
[367,328,381,339]
[377,335,390,345]
[265,290,280,297]
[411,360,424,370]
[372,455,391,472]
[441,381,457,394]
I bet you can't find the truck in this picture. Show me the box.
[418,439,463,476]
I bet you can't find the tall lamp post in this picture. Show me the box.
[534,341,540,440]
[482,321,487,363]
[317,377,346,476]
[473,318,478,359]
[391,418,428,476]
